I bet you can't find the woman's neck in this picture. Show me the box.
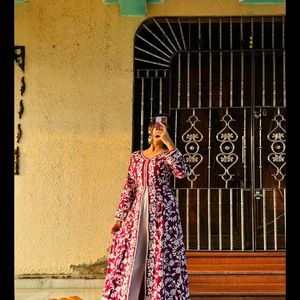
[149,143,165,152]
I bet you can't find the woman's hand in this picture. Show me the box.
[111,220,122,235]
[159,122,175,150]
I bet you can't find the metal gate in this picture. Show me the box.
[132,16,286,251]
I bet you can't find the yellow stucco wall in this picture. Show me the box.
[14,0,285,275]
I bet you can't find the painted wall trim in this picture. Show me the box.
[240,0,284,3]
[15,0,27,3]
[15,278,104,289]
[103,0,162,2]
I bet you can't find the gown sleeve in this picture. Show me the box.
[114,153,136,222]
[164,148,191,179]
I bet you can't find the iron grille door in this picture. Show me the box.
[133,16,286,251]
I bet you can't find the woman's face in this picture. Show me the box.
[148,122,167,144]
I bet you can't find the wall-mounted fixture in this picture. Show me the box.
[14,46,26,175]
[103,0,163,16]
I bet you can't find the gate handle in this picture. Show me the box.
[255,189,263,200]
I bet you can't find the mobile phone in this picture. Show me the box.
[155,116,168,125]
[155,116,167,130]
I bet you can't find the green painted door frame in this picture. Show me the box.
[103,0,162,16]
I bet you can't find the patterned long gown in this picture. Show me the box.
[101,148,191,300]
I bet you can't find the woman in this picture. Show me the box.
[101,114,191,300]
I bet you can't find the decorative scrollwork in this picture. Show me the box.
[267,110,286,187]
[181,114,203,183]
[216,111,239,187]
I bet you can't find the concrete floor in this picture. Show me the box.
[14,288,102,300]
[14,289,286,300]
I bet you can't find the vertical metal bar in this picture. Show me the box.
[208,93,212,250]
[208,188,211,250]
[284,188,286,246]
[282,17,286,107]
[230,188,233,250]
[225,108,229,190]
[159,77,162,113]
[250,17,256,250]
[186,189,190,250]
[273,189,277,250]
[188,21,191,52]
[174,189,179,234]
[190,109,195,190]
[262,17,266,107]
[240,17,244,107]
[282,16,285,49]
[173,110,178,190]
[241,189,245,251]
[150,78,154,116]
[174,109,178,148]
[177,53,181,108]
[209,18,212,108]
[259,108,263,188]
[219,18,223,108]
[230,17,233,108]
[263,189,267,250]
[198,52,202,108]
[209,17,212,50]
[208,109,212,189]
[140,78,145,149]
[197,188,200,250]
[240,56,244,101]
[218,189,222,250]
[272,17,276,107]
[187,52,190,108]
[243,109,247,187]
[198,18,202,108]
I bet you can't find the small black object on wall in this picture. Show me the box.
[14,45,26,175]
[14,46,25,72]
